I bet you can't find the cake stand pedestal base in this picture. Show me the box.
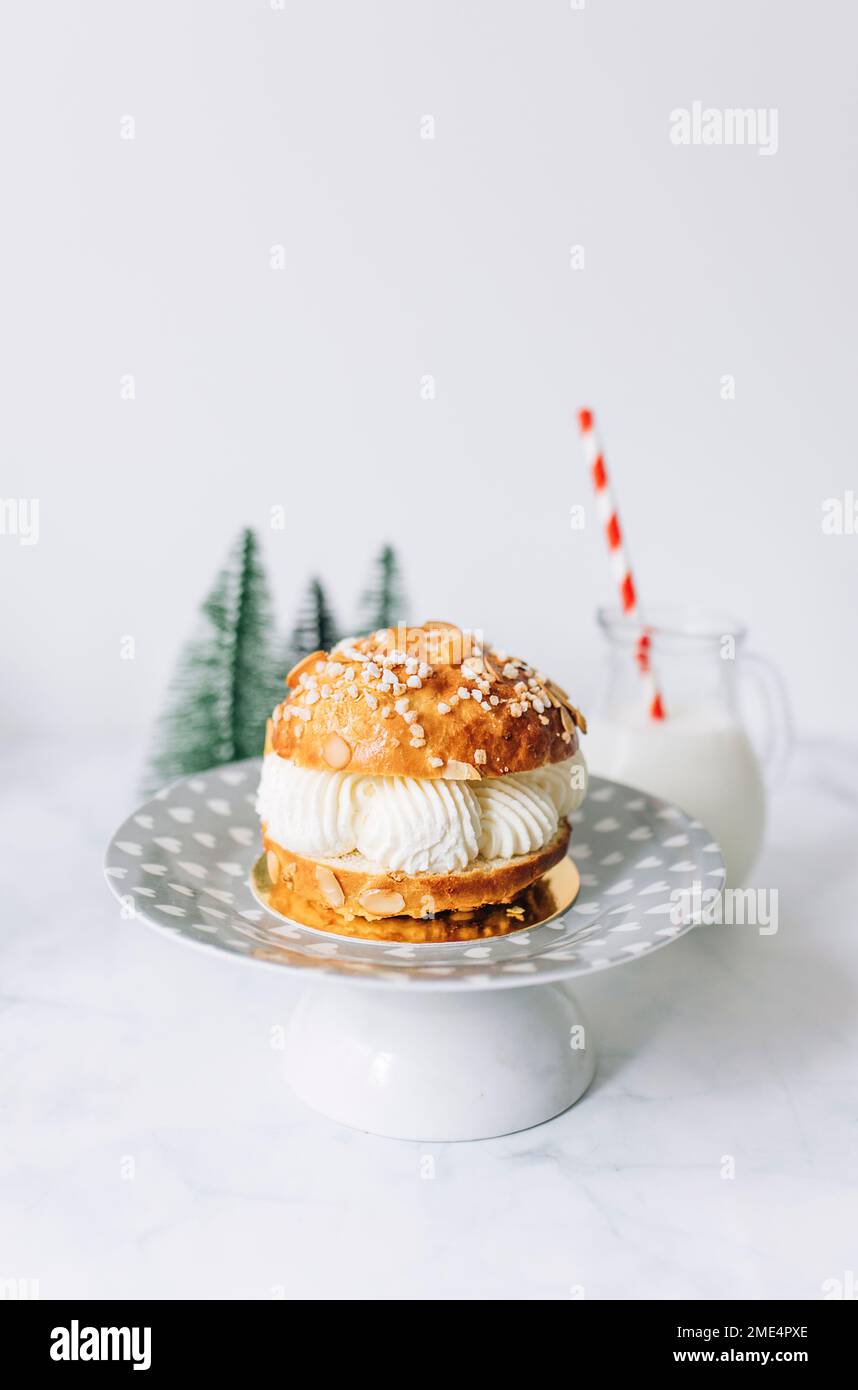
[283,981,596,1141]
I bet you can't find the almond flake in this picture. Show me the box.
[315,865,345,908]
[323,732,352,769]
[441,759,481,782]
[358,888,405,916]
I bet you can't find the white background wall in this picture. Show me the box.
[2,0,856,742]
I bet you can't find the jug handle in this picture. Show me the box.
[741,651,794,787]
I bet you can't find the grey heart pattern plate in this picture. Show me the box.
[104,759,724,991]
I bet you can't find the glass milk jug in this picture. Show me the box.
[584,605,791,886]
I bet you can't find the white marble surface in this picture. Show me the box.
[2,734,857,1300]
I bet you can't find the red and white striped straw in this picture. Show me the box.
[578,408,666,720]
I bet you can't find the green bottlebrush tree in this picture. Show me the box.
[145,528,284,791]
[357,544,407,633]
[289,577,339,658]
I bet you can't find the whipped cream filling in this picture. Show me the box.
[256,751,587,875]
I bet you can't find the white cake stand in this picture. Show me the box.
[105,760,724,1141]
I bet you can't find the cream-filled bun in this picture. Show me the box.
[258,623,587,921]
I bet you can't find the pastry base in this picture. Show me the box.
[261,820,572,921]
[252,852,581,943]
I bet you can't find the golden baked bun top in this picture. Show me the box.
[267,622,586,782]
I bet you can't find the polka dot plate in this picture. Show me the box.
[103,758,724,991]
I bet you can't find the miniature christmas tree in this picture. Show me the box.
[357,544,407,633]
[289,577,339,658]
[145,529,284,790]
